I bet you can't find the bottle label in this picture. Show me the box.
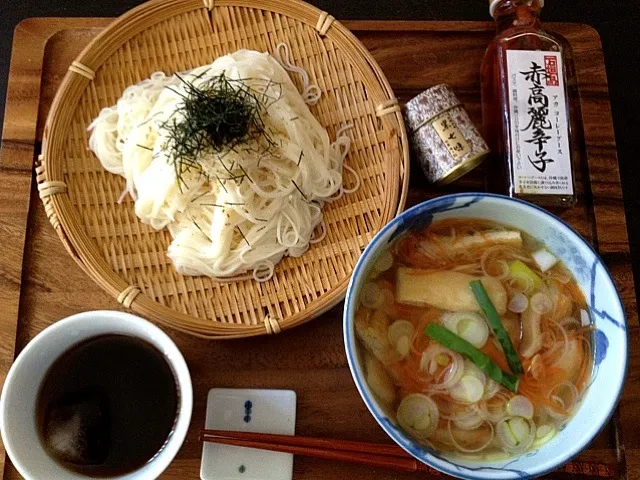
[506,50,573,196]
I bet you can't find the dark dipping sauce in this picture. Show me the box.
[36,334,179,478]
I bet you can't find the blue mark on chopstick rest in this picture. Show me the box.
[239,465,246,473]
[243,400,253,423]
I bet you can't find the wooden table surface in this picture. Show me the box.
[0,17,636,480]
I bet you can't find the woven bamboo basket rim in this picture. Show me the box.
[40,0,410,339]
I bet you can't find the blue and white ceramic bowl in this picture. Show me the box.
[343,193,627,480]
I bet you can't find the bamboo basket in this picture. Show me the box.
[39,0,409,339]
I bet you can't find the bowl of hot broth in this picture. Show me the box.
[343,193,627,479]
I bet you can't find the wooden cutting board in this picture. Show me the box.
[0,17,636,480]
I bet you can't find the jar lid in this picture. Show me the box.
[489,0,545,18]
[403,84,459,135]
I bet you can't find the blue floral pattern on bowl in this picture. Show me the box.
[343,193,628,480]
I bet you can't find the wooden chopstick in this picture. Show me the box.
[200,429,618,478]
[201,432,428,473]
[202,429,412,458]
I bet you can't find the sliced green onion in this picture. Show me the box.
[436,354,450,366]
[449,375,484,403]
[508,417,530,442]
[360,282,383,309]
[388,320,414,358]
[533,424,557,447]
[506,395,534,419]
[396,394,439,439]
[530,292,553,315]
[461,359,487,385]
[470,280,524,375]
[496,417,535,452]
[508,260,543,291]
[374,250,394,273]
[395,335,410,357]
[508,292,529,313]
[388,320,415,346]
[425,323,519,392]
[536,424,553,438]
[442,312,489,348]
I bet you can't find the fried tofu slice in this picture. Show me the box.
[354,308,401,367]
[447,231,522,252]
[396,269,508,314]
[364,352,397,406]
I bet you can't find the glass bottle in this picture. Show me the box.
[481,0,578,207]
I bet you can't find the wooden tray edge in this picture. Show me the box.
[0,18,633,480]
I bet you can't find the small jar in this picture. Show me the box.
[403,84,489,185]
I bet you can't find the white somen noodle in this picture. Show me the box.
[89,47,356,281]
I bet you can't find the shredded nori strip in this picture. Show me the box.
[163,72,279,185]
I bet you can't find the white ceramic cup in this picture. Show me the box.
[0,310,193,480]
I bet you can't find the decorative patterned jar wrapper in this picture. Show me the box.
[403,84,490,184]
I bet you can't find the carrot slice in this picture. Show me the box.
[480,340,512,374]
